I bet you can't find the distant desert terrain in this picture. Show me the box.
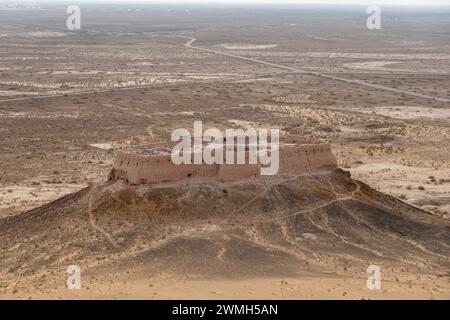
[0,3,449,299]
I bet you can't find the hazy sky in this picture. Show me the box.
[2,0,449,6]
[77,0,450,5]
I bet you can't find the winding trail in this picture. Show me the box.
[237,178,362,224]
[87,185,119,249]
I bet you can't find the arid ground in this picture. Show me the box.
[0,3,449,299]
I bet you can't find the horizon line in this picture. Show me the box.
[1,0,449,7]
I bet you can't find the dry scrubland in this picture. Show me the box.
[0,4,449,299]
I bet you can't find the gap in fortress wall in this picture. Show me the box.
[108,137,338,185]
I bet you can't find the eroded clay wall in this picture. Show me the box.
[278,143,338,175]
[110,143,337,184]
[111,152,218,184]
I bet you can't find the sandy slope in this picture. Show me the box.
[0,169,448,299]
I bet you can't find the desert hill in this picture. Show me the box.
[0,168,449,298]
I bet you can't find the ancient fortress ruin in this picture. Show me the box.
[109,137,338,185]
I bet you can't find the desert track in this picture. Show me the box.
[0,82,180,104]
[184,37,450,103]
[0,34,448,105]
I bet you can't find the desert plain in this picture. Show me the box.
[0,3,449,299]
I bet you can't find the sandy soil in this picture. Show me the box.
[4,274,449,300]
